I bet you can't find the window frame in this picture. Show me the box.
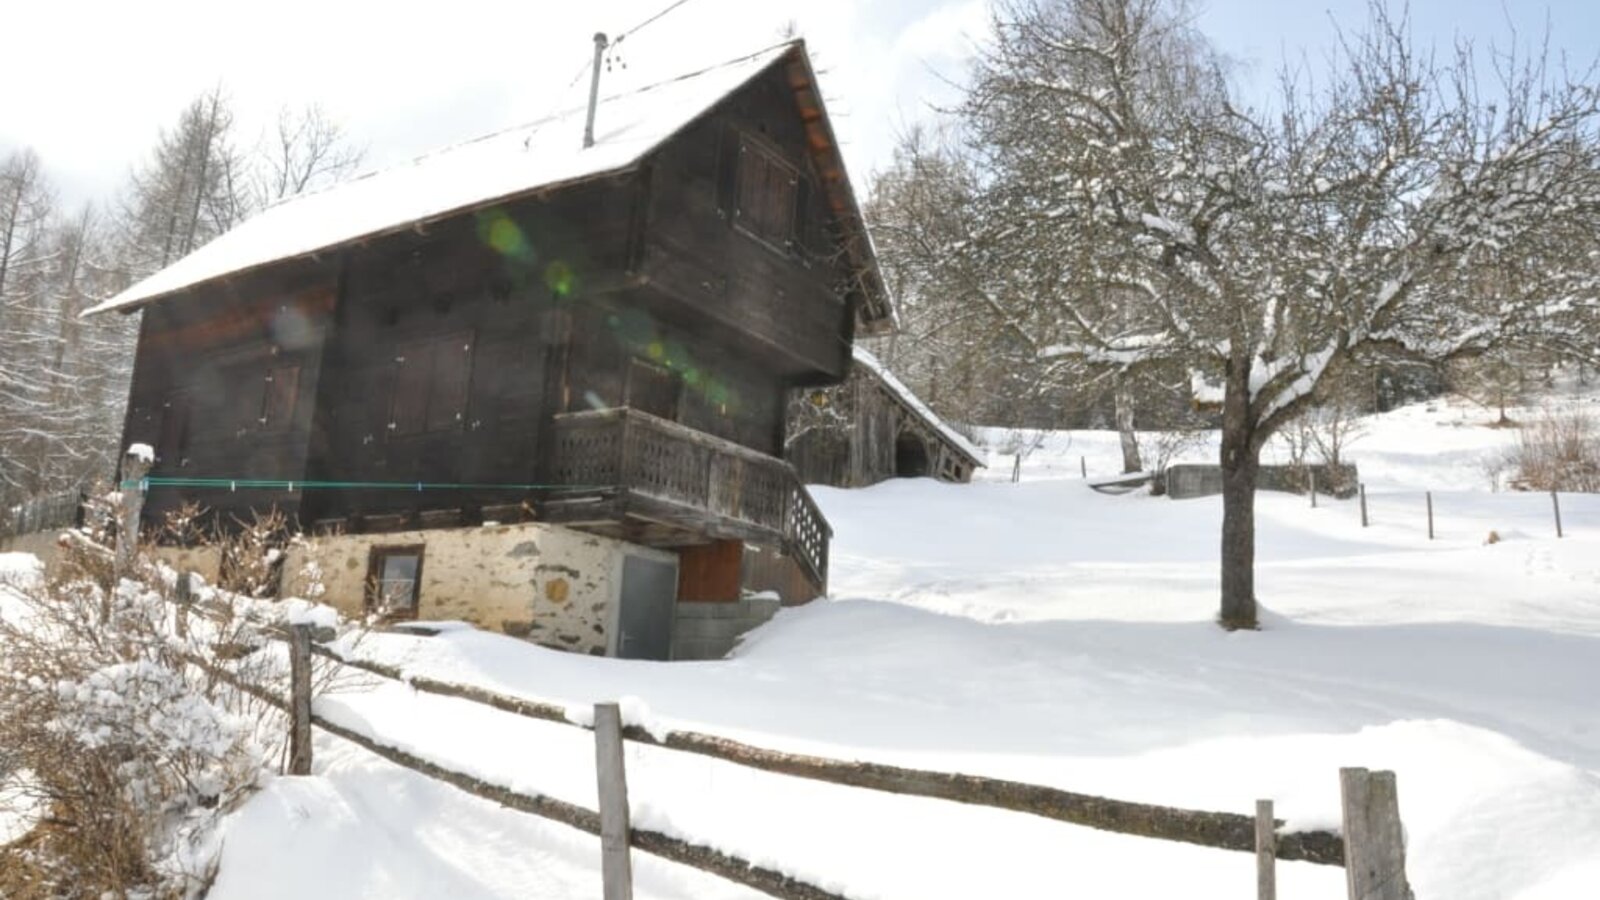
[731,131,801,254]
[365,544,426,620]
[258,363,301,433]
[155,390,193,470]
[388,330,475,439]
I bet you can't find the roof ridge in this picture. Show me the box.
[257,41,801,216]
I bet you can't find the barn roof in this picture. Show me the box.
[87,41,894,330]
[852,347,986,466]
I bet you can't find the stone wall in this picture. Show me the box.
[673,594,782,660]
[0,531,64,565]
[1166,463,1360,500]
[150,546,224,585]
[281,522,672,656]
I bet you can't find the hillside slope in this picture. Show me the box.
[165,388,1600,897]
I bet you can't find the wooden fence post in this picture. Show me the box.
[1360,484,1369,528]
[1256,799,1276,900]
[594,702,634,899]
[1309,470,1318,508]
[1340,768,1411,900]
[1080,455,1087,479]
[1552,490,1563,539]
[174,571,194,640]
[115,447,152,582]
[1425,492,1434,541]
[1012,454,1022,483]
[288,624,313,776]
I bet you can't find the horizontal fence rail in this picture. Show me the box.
[166,587,1348,868]
[298,640,1344,865]
[154,557,1416,899]
[186,643,845,900]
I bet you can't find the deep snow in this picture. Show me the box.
[14,386,1600,898]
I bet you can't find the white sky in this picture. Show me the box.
[0,0,988,210]
[5,0,1597,212]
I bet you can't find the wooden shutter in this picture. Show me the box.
[734,135,798,248]
[427,333,474,432]
[260,364,300,432]
[390,341,431,437]
[156,392,191,468]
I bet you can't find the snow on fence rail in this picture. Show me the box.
[162,578,1412,900]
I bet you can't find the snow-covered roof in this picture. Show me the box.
[852,347,986,466]
[88,42,836,317]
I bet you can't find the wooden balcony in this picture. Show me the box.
[545,408,830,592]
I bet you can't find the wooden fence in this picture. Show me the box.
[167,579,1411,900]
[1,488,86,541]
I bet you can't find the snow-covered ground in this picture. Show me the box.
[16,387,1600,898]
[0,553,44,847]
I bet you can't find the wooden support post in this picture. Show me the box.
[1256,799,1277,900]
[174,571,194,640]
[1012,454,1022,483]
[115,446,152,582]
[1425,492,1434,541]
[1360,484,1369,528]
[594,702,634,899]
[1340,768,1411,900]
[1309,470,1318,508]
[1080,455,1087,479]
[1552,490,1563,539]
[288,624,313,776]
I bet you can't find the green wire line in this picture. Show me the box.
[120,476,608,492]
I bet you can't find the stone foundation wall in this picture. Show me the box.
[673,594,782,660]
[0,531,64,566]
[150,546,224,585]
[282,522,671,656]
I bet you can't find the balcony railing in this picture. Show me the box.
[550,408,830,590]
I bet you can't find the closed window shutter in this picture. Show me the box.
[427,336,474,432]
[260,364,300,432]
[389,331,474,437]
[390,342,432,436]
[734,135,799,248]
[156,392,192,467]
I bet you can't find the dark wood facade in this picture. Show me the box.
[116,45,883,600]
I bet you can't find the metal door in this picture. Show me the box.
[617,555,678,660]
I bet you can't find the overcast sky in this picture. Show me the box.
[4,0,1598,212]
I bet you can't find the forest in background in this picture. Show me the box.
[0,93,361,511]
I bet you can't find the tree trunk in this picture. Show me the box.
[1219,357,1259,630]
[1115,383,1142,473]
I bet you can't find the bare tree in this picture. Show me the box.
[953,0,1600,628]
[253,104,365,206]
[116,87,249,280]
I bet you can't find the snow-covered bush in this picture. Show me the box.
[0,526,317,897]
[1510,408,1600,493]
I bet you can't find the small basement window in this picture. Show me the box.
[367,545,425,619]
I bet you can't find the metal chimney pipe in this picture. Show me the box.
[583,32,608,149]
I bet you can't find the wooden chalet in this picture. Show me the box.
[787,347,984,487]
[90,42,893,659]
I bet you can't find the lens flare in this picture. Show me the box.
[544,261,576,296]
